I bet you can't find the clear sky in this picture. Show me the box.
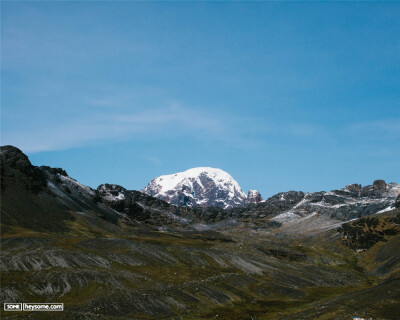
[1,1,399,198]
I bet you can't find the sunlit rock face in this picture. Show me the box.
[142,167,247,209]
[269,180,400,227]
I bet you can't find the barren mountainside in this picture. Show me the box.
[1,145,400,320]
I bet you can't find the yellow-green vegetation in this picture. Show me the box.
[2,143,400,319]
[2,211,400,319]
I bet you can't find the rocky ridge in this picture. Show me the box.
[1,145,399,233]
[247,189,264,204]
[0,146,203,232]
[269,181,399,224]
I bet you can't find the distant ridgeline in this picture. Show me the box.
[1,145,399,234]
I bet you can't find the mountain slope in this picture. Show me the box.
[2,145,400,320]
[0,146,202,234]
[229,182,400,234]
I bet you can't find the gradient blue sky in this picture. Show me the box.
[2,1,399,197]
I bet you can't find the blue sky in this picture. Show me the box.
[2,1,399,197]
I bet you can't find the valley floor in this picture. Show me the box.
[1,209,400,320]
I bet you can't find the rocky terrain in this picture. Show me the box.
[141,167,249,208]
[142,166,399,235]
[1,145,400,319]
[247,190,264,204]
[225,181,400,235]
[339,210,400,251]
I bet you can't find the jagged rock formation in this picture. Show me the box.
[227,182,400,234]
[95,183,198,225]
[267,181,400,224]
[345,183,362,195]
[247,189,264,204]
[142,167,247,209]
[0,145,47,194]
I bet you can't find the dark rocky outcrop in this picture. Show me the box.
[0,145,47,194]
[395,194,400,209]
[40,166,68,177]
[343,183,362,197]
[345,183,362,193]
[338,211,400,251]
[1,146,74,232]
[361,179,388,198]
[373,179,387,190]
[247,189,264,204]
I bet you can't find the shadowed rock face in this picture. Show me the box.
[0,145,47,194]
[373,179,387,190]
[94,183,203,225]
[361,179,390,198]
[0,146,203,233]
[1,145,33,174]
[345,183,362,195]
[395,194,400,208]
[0,146,122,232]
[247,190,264,204]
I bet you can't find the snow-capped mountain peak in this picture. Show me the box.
[141,167,247,209]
